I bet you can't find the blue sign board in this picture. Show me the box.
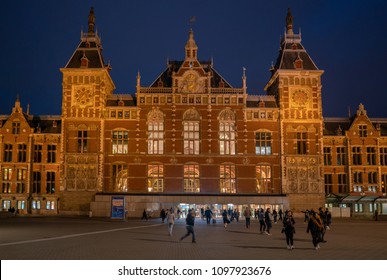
[111,197,125,219]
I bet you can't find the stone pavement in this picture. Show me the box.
[0,215,386,260]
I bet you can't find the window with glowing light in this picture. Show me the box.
[184,164,200,192]
[112,131,128,154]
[256,165,272,193]
[220,164,236,193]
[147,164,164,192]
[219,109,236,155]
[112,164,128,192]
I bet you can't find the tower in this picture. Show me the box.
[265,9,325,211]
[59,7,115,214]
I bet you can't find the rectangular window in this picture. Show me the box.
[148,122,164,155]
[219,123,236,155]
[380,148,387,166]
[17,144,27,162]
[336,147,346,165]
[296,132,307,154]
[77,130,88,153]
[368,171,377,184]
[338,174,348,193]
[34,144,42,163]
[46,200,55,210]
[3,144,13,162]
[112,131,128,154]
[324,174,333,193]
[354,203,364,213]
[46,172,55,194]
[17,200,25,210]
[12,122,20,135]
[2,183,11,194]
[255,132,272,155]
[359,125,367,137]
[256,165,272,193]
[366,147,376,165]
[147,164,164,192]
[220,164,236,193]
[353,171,363,184]
[2,200,11,210]
[32,200,41,210]
[352,147,362,165]
[16,169,27,193]
[183,122,200,155]
[324,147,332,165]
[32,171,41,194]
[47,145,56,163]
[2,168,12,193]
[184,164,200,192]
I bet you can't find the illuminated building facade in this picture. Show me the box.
[1,8,386,217]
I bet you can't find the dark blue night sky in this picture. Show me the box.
[1,0,386,117]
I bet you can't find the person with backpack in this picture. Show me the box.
[307,210,324,250]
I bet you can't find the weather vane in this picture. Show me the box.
[189,16,196,28]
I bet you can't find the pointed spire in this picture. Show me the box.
[286,8,293,35]
[88,7,95,34]
[185,28,198,60]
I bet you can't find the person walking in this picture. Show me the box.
[160,208,167,223]
[273,209,278,224]
[180,209,196,243]
[141,209,148,221]
[264,208,272,235]
[204,207,213,224]
[307,210,324,250]
[244,207,252,229]
[258,208,266,234]
[167,208,175,236]
[278,209,283,222]
[318,207,328,242]
[283,210,296,250]
[222,209,230,228]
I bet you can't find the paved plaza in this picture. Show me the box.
[0,215,386,260]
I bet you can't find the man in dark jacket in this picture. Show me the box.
[180,209,196,243]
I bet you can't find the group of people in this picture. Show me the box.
[142,205,332,250]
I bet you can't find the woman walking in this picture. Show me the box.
[167,208,175,236]
[307,210,324,250]
[283,210,296,250]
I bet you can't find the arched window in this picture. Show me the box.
[219,109,236,155]
[184,164,200,192]
[256,165,272,193]
[147,164,164,192]
[112,163,128,192]
[183,109,200,155]
[220,163,236,193]
[147,108,164,154]
[112,130,128,154]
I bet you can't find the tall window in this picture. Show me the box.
[46,172,55,194]
[18,144,27,162]
[184,164,200,192]
[367,147,376,165]
[352,147,362,165]
[220,164,236,193]
[323,147,332,165]
[338,174,348,193]
[256,165,272,193]
[3,144,12,162]
[16,169,27,193]
[147,109,164,155]
[336,147,346,165]
[255,132,272,155]
[46,201,55,210]
[296,132,307,154]
[77,130,88,153]
[112,164,128,192]
[183,109,200,155]
[368,171,377,184]
[359,125,367,137]
[2,168,12,193]
[112,131,128,154]
[147,164,164,192]
[34,145,42,163]
[12,121,20,135]
[47,145,56,163]
[32,171,41,194]
[219,109,236,155]
[32,200,41,210]
[353,171,363,184]
[380,148,387,166]
[324,174,333,193]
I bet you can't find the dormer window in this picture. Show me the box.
[292,43,297,50]
[294,56,303,69]
[157,79,163,87]
[359,125,367,137]
[12,121,20,135]
[219,79,225,88]
[80,52,89,68]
